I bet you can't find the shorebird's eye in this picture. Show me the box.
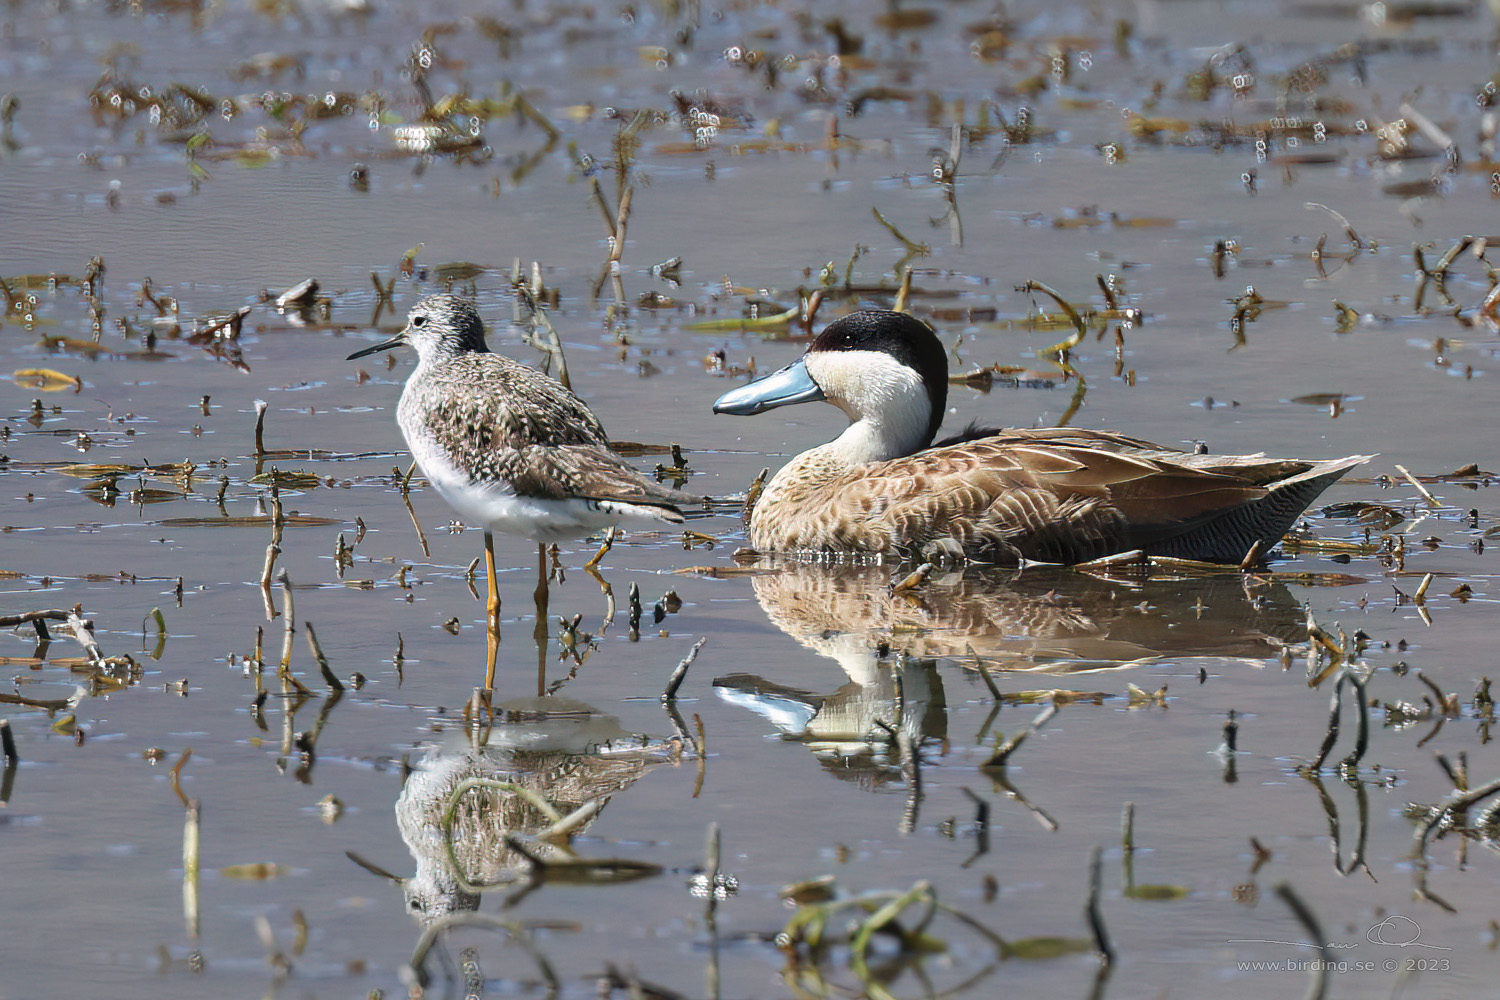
[411,315,427,328]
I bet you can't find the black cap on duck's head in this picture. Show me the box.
[806,310,948,442]
[713,309,950,459]
[345,294,491,362]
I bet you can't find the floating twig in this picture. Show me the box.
[277,569,295,674]
[537,798,607,844]
[1414,671,1460,716]
[893,266,915,314]
[259,543,281,621]
[1273,882,1330,1000]
[891,562,933,595]
[1018,279,1088,355]
[696,716,708,803]
[0,608,69,641]
[663,637,706,701]
[253,399,268,459]
[1309,668,1369,770]
[897,726,922,835]
[959,786,990,867]
[182,797,200,940]
[1394,464,1441,508]
[169,748,193,808]
[1222,709,1240,754]
[65,612,107,668]
[609,186,634,265]
[703,821,722,918]
[516,281,573,391]
[983,701,1059,768]
[304,623,343,692]
[1415,776,1500,854]
[1398,101,1454,155]
[871,206,931,259]
[1413,572,1434,603]
[396,465,431,558]
[1086,846,1114,966]
[742,467,768,522]
[1305,202,1362,249]
[968,643,1001,701]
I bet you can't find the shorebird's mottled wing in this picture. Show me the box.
[421,354,614,452]
[503,445,704,513]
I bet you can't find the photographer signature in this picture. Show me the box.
[1229,914,1452,951]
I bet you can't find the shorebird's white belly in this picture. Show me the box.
[416,458,611,542]
[410,438,671,542]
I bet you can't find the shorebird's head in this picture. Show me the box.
[345,294,490,363]
[713,310,949,460]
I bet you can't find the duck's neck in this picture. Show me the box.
[757,362,938,510]
[817,421,896,466]
[824,386,936,465]
[761,404,935,507]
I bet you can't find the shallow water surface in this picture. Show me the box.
[3,0,1500,997]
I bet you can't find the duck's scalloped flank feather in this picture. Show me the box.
[748,409,1366,564]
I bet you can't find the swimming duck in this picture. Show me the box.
[712,309,1369,565]
[348,294,701,645]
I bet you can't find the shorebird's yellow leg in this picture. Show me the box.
[483,531,501,635]
[533,543,550,696]
[483,532,502,691]
[483,627,498,694]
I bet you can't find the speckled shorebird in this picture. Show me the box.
[348,294,701,664]
[713,309,1370,565]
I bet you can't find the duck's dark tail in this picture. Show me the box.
[1148,454,1373,562]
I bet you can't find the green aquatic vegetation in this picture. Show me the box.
[681,304,799,332]
[780,876,1099,1000]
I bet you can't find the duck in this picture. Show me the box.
[712,309,1370,566]
[348,294,702,650]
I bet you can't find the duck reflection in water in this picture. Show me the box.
[376,696,677,922]
[715,562,1311,780]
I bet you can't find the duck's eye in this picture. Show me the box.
[411,315,427,327]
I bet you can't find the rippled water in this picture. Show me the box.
[3,0,1500,997]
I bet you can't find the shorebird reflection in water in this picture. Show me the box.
[390,699,669,920]
[347,294,702,682]
[714,309,1371,566]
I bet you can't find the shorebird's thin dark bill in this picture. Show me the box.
[346,335,406,361]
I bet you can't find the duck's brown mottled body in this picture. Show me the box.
[751,427,1365,564]
[716,310,1369,566]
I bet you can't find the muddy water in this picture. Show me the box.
[3,0,1500,997]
